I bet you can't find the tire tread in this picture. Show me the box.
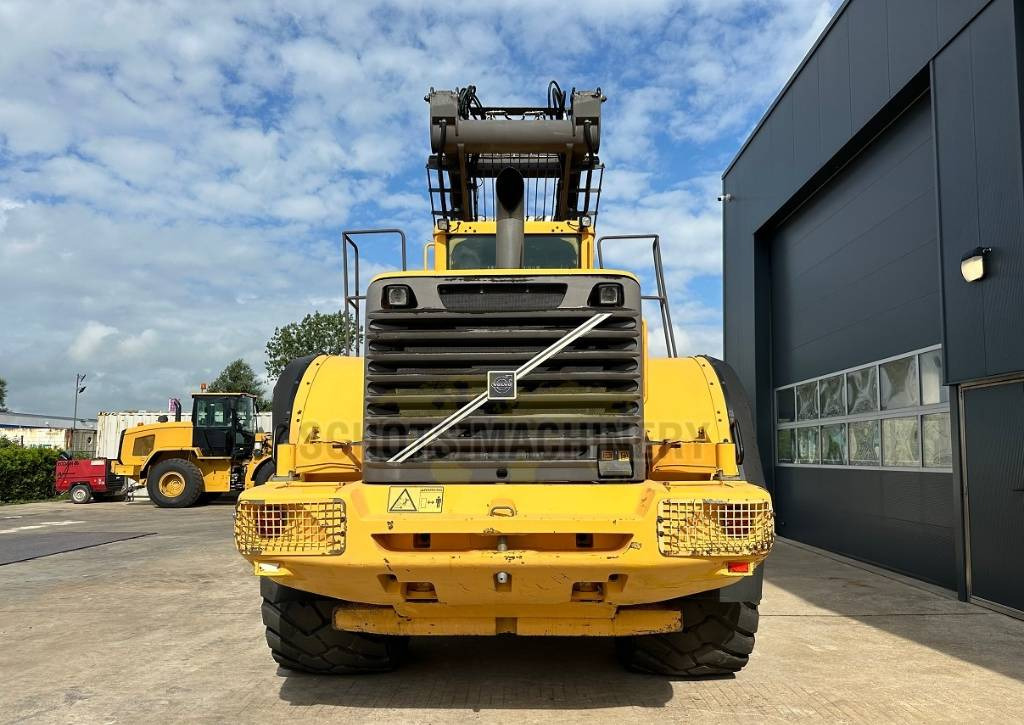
[260,579,406,674]
[617,600,759,677]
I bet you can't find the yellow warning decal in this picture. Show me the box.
[387,486,444,513]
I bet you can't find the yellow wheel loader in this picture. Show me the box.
[234,83,774,676]
[114,393,273,508]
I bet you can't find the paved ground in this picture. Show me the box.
[1,499,1022,724]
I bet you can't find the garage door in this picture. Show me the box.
[767,93,957,589]
[771,94,939,383]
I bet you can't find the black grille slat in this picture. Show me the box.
[369,393,637,405]
[369,310,637,327]
[365,413,640,425]
[366,371,639,383]
[363,276,645,483]
[369,329,637,342]
[367,350,638,363]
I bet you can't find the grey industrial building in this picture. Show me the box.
[723,0,1024,616]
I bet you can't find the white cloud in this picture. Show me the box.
[0,197,24,234]
[0,0,839,414]
[117,329,159,357]
[69,321,119,362]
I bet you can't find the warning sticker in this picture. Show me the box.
[387,486,444,513]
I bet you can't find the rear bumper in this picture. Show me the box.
[235,481,773,635]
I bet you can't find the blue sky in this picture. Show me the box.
[0,0,838,415]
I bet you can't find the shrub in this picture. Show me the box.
[0,445,61,503]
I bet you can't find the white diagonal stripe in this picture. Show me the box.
[388,312,612,464]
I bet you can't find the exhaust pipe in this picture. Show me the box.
[495,167,525,268]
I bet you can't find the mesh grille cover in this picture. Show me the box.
[234,500,346,556]
[657,499,775,557]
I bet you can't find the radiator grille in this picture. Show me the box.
[363,276,644,483]
[234,500,346,556]
[657,499,775,557]
[439,283,566,312]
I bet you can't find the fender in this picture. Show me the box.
[271,355,319,464]
[697,355,767,604]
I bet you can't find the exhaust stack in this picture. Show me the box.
[495,167,525,268]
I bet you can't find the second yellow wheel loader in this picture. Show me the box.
[233,82,775,676]
[114,393,273,507]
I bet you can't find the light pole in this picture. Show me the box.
[72,373,87,454]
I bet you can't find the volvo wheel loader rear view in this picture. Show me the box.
[234,82,774,676]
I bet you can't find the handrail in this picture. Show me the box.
[341,229,408,356]
[596,234,678,357]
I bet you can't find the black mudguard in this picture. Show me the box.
[697,355,766,604]
[271,355,319,464]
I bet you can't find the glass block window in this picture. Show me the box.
[819,375,845,418]
[821,423,847,464]
[775,346,950,471]
[776,388,796,423]
[923,412,952,468]
[796,382,818,421]
[919,349,948,406]
[880,356,919,410]
[883,417,920,467]
[846,367,878,414]
[777,429,795,464]
[849,420,881,466]
[796,427,820,463]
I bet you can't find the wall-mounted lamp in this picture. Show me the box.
[960,246,992,282]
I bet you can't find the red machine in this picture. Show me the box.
[55,458,129,504]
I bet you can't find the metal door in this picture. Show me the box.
[963,379,1024,613]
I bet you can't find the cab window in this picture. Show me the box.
[448,234,580,270]
[195,399,231,428]
[235,396,256,433]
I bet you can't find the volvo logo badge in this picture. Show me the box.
[487,371,517,400]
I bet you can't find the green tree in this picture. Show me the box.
[265,311,360,379]
[0,377,7,411]
[208,359,269,409]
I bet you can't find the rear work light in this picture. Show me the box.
[383,284,415,308]
[592,283,623,307]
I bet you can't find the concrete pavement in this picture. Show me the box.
[0,499,1021,723]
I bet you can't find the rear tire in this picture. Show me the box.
[146,459,204,508]
[261,579,408,674]
[69,484,93,504]
[253,461,274,486]
[616,600,759,677]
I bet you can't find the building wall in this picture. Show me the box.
[722,0,1022,593]
[933,1,1024,383]
[0,426,97,454]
